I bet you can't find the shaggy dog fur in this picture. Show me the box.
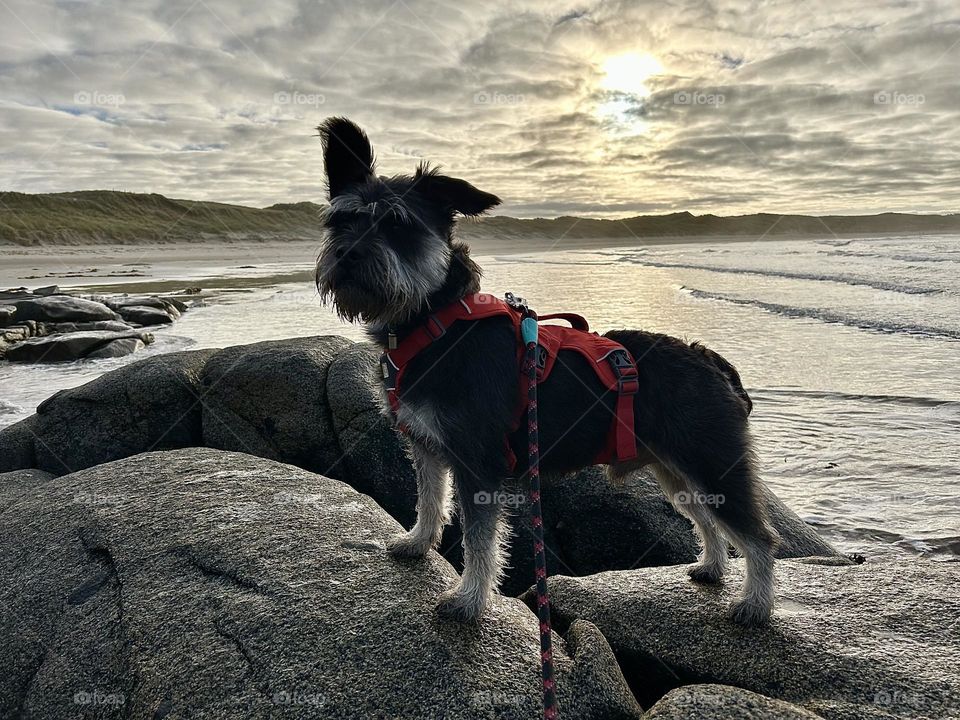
[315,117,779,626]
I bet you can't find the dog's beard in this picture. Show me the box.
[316,234,451,324]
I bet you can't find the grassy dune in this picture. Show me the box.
[1,190,958,246]
[467,211,960,242]
[0,191,324,245]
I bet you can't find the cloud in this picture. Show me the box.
[0,0,958,216]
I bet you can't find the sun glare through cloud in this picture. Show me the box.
[595,52,664,132]
[600,52,664,97]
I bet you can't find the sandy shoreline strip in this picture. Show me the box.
[0,235,669,291]
[0,230,940,293]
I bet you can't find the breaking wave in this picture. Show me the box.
[684,287,960,340]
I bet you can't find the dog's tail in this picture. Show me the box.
[690,341,753,415]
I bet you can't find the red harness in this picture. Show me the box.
[380,293,640,470]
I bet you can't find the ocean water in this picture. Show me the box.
[2,235,958,561]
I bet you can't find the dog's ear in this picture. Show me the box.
[318,117,376,198]
[415,164,501,216]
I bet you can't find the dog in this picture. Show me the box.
[315,116,779,627]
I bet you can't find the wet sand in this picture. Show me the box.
[0,231,920,294]
[0,235,655,292]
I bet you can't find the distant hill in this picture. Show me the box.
[0,191,325,245]
[461,211,960,243]
[1,190,958,246]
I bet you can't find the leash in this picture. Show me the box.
[521,313,558,720]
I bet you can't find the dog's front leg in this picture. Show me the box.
[387,442,452,558]
[436,482,508,623]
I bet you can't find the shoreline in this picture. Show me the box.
[1,230,952,294]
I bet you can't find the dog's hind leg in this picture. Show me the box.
[649,463,729,584]
[436,483,508,623]
[721,518,777,626]
[387,442,452,558]
[673,451,778,626]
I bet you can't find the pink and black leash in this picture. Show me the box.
[521,314,558,720]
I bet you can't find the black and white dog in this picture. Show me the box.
[315,117,779,626]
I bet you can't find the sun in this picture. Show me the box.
[600,52,664,97]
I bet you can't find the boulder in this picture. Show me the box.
[0,417,38,472]
[42,320,134,334]
[114,304,175,326]
[543,468,698,572]
[0,448,642,719]
[533,558,960,719]
[102,294,185,317]
[326,342,418,526]
[4,329,154,363]
[13,295,119,323]
[645,685,824,719]
[0,290,187,360]
[0,468,54,509]
[0,288,31,302]
[200,336,354,479]
[21,350,217,475]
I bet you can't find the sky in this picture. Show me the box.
[0,0,958,218]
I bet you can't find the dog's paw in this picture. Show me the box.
[726,598,771,627]
[385,532,431,559]
[435,588,484,624]
[687,562,724,584]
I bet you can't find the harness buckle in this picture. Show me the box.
[380,352,398,389]
[607,349,639,395]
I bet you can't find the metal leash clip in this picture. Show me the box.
[504,291,528,313]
